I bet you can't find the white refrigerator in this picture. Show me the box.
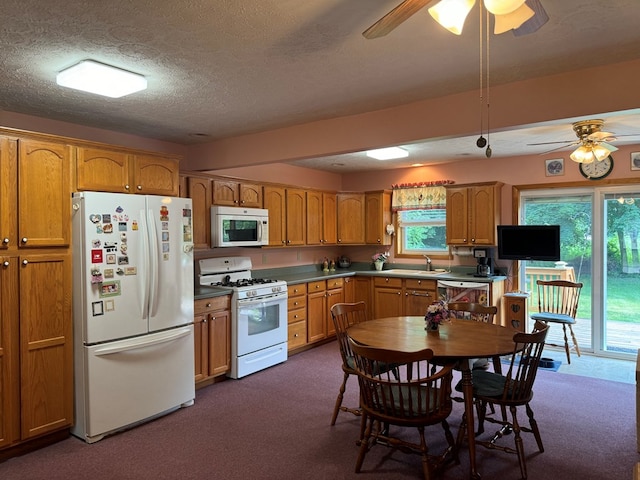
[71,191,195,443]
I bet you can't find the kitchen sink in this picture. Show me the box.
[382,269,448,276]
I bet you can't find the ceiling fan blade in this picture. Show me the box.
[363,0,435,39]
[513,0,548,36]
[527,140,576,146]
[538,144,576,155]
[588,131,617,142]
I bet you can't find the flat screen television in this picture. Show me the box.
[496,225,561,261]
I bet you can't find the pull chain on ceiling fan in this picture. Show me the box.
[476,5,492,157]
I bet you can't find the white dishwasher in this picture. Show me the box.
[437,280,490,306]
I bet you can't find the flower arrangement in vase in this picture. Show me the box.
[371,252,389,271]
[425,300,449,331]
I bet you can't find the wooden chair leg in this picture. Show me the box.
[525,403,544,453]
[355,415,373,473]
[509,405,528,480]
[568,324,581,358]
[331,371,349,425]
[561,324,572,364]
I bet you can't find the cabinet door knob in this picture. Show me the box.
[206,303,211,308]
[125,184,130,190]
[21,237,28,244]
[2,238,8,244]
[2,261,9,267]
[22,259,28,265]
[137,185,142,191]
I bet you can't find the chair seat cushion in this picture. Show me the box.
[455,369,506,397]
[530,312,576,324]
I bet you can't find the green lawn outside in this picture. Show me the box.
[574,274,639,323]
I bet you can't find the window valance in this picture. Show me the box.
[391,181,454,212]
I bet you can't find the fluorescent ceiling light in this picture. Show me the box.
[56,60,147,98]
[366,147,409,160]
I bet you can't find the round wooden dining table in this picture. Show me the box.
[347,316,517,480]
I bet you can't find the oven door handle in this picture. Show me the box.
[237,293,287,307]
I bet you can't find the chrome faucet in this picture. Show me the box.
[423,255,432,271]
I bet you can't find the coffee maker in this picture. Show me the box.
[473,247,493,277]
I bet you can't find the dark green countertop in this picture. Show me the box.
[194,264,506,299]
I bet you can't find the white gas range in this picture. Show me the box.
[198,257,288,378]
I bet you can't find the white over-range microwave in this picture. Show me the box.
[211,206,269,247]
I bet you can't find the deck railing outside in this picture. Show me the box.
[525,265,576,312]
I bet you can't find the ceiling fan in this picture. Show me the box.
[528,119,638,163]
[363,0,548,39]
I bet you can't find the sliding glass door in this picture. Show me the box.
[601,189,640,356]
[521,190,593,352]
[521,186,640,359]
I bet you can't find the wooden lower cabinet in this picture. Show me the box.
[373,277,438,318]
[307,281,327,343]
[287,284,307,351]
[325,278,344,337]
[194,296,231,385]
[404,278,437,316]
[373,276,404,318]
[306,278,344,344]
[0,252,73,450]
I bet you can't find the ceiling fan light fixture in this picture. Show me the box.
[428,0,476,35]
[56,60,147,98]
[366,147,409,160]
[493,3,535,34]
[570,145,595,164]
[483,0,526,15]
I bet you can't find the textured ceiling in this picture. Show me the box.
[1,0,640,171]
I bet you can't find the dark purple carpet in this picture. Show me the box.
[1,341,637,479]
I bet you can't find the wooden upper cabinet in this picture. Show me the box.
[76,147,131,193]
[446,182,502,246]
[17,138,71,248]
[0,137,18,250]
[365,190,392,245]
[445,187,469,245]
[132,154,180,196]
[213,179,262,207]
[285,188,306,246]
[322,192,337,245]
[306,191,336,245]
[76,146,179,196]
[263,186,286,246]
[187,176,213,250]
[337,193,365,244]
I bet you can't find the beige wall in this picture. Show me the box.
[184,59,640,172]
[1,59,639,274]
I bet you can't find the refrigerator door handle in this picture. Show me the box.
[139,208,151,318]
[92,327,193,356]
[146,208,160,317]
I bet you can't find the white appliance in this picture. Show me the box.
[437,279,490,305]
[71,191,195,443]
[210,206,269,248]
[198,256,287,378]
